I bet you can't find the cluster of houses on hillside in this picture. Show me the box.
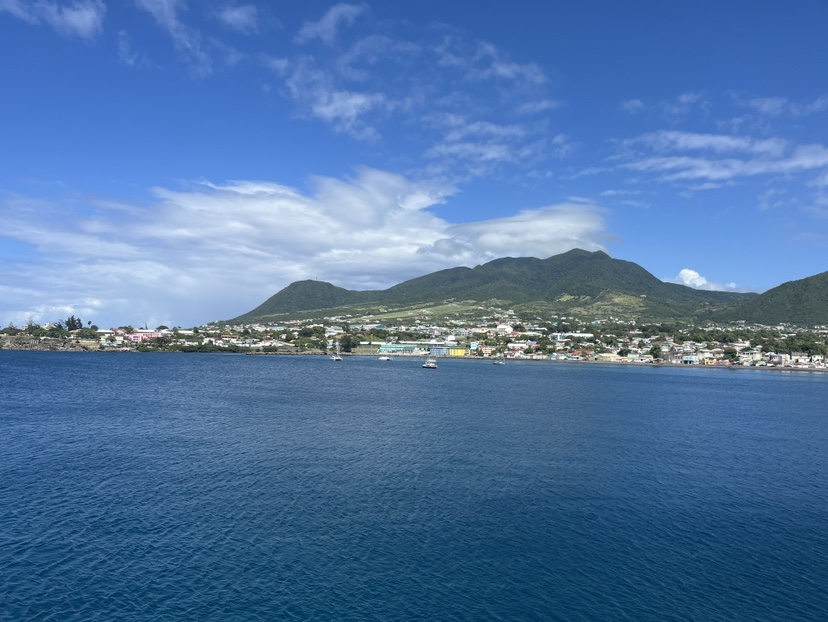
[16,318,822,370]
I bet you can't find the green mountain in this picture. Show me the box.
[713,271,828,326]
[231,249,762,323]
[240,280,367,316]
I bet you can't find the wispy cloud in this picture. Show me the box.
[423,117,553,176]
[135,0,212,76]
[467,41,546,85]
[281,57,387,140]
[660,91,710,121]
[263,18,564,177]
[0,170,608,326]
[624,142,828,182]
[600,189,642,197]
[295,2,366,45]
[214,3,258,34]
[743,94,828,117]
[335,34,420,81]
[117,29,151,67]
[625,130,787,157]
[617,126,828,193]
[0,0,106,39]
[620,99,644,114]
[433,36,547,89]
[516,99,564,115]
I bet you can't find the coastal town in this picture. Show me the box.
[2,310,827,370]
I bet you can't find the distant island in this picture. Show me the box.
[230,249,828,327]
[2,250,826,370]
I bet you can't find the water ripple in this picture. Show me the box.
[1,352,827,620]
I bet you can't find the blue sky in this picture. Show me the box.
[2,1,827,328]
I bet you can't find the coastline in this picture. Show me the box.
[3,340,825,374]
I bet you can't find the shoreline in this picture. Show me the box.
[2,344,825,374]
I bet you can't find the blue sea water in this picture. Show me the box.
[1,351,827,621]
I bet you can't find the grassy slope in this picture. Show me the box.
[229,249,762,323]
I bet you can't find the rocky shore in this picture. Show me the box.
[0,336,96,352]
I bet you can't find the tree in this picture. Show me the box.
[64,315,83,331]
[77,325,99,339]
[339,334,360,352]
[369,328,389,340]
[649,345,662,360]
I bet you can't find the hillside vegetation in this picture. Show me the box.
[230,249,792,324]
[712,271,828,326]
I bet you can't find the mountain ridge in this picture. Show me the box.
[230,249,826,326]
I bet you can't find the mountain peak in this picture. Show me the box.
[230,249,767,323]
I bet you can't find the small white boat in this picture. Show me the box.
[330,341,343,361]
[378,356,392,361]
[493,358,505,366]
[422,358,438,369]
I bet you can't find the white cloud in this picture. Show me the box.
[615,131,828,196]
[117,29,151,67]
[660,91,710,121]
[0,0,106,39]
[625,142,828,182]
[745,94,828,117]
[215,3,258,34]
[295,2,366,45]
[516,99,564,115]
[135,0,212,76]
[261,53,288,74]
[335,34,421,81]
[757,187,787,211]
[0,170,608,327]
[669,269,738,291]
[811,170,828,189]
[746,96,788,117]
[263,15,563,179]
[436,202,607,262]
[422,117,554,176]
[620,200,649,209]
[600,189,641,197]
[469,41,546,85]
[117,29,137,65]
[282,59,386,140]
[620,99,644,114]
[549,133,574,159]
[627,131,787,157]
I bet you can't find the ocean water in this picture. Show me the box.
[1,351,827,621]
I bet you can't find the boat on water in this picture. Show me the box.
[330,341,343,361]
[493,340,506,365]
[378,356,392,361]
[422,358,438,369]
